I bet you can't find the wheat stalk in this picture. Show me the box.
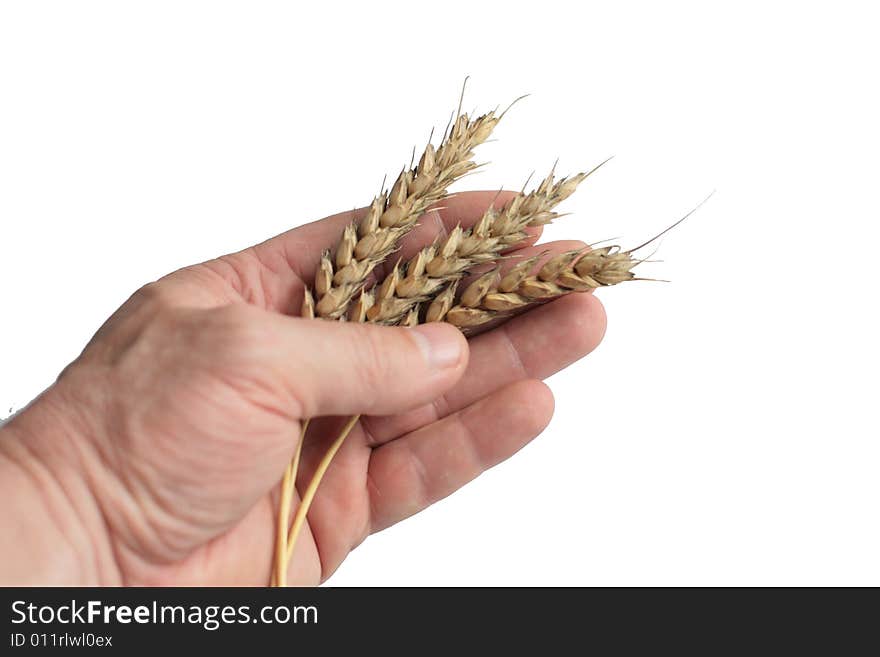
[272,418,307,587]
[362,161,609,326]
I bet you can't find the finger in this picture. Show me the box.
[366,379,555,532]
[250,309,470,418]
[361,254,606,446]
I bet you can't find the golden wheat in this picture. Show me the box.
[272,84,702,587]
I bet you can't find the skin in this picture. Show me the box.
[0,192,607,585]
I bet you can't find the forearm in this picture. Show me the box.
[0,388,121,585]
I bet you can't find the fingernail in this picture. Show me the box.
[410,323,464,370]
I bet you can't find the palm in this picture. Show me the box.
[127,193,606,585]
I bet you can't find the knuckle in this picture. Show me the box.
[131,281,175,313]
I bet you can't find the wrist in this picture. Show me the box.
[0,385,122,585]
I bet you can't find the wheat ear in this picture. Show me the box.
[433,194,715,329]
[436,246,641,328]
[362,160,610,326]
[310,110,503,320]
[427,191,715,332]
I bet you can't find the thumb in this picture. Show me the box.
[269,316,469,418]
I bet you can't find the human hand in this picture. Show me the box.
[0,192,607,585]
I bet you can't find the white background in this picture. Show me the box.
[1,2,878,585]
